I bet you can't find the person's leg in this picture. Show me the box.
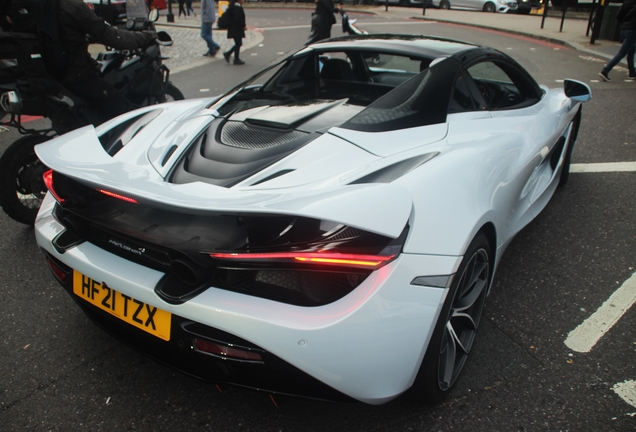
[623,30,636,77]
[224,44,235,63]
[200,22,219,55]
[233,37,244,64]
[601,29,636,80]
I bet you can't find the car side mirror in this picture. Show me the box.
[564,79,591,103]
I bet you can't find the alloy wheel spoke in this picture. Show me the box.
[440,323,458,389]
[449,312,477,353]
[454,277,487,311]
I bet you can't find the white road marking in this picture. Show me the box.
[613,380,636,409]
[571,162,636,173]
[565,270,636,353]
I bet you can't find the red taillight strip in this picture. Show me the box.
[208,252,395,268]
[97,189,138,204]
[43,170,65,203]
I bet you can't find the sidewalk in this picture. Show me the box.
[369,6,621,60]
[95,4,621,73]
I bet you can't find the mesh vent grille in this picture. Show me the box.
[220,122,308,149]
[326,227,367,241]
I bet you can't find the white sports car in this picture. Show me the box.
[34,35,591,405]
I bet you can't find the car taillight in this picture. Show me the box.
[208,251,396,270]
[45,255,71,283]
[97,189,138,204]
[43,170,65,203]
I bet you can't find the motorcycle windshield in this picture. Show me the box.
[126,0,149,20]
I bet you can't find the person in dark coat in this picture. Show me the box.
[222,0,247,65]
[178,0,187,18]
[599,0,636,81]
[185,0,195,17]
[57,0,156,123]
[305,0,342,45]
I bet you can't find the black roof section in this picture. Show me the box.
[298,34,482,59]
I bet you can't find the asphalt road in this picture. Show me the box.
[1,9,635,431]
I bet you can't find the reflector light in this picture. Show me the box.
[43,170,65,203]
[194,338,263,362]
[208,252,395,268]
[46,256,68,282]
[97,189,138,204]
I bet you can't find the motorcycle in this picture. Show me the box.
[0,4,184,225]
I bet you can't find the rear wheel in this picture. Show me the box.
[483,1,496,12]
[0,135,52,225]
[411,232,491,404]
[440,0,451,8]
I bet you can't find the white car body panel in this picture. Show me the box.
[36,193,460,404]
[32,34,592,404]
[35,127,413,239]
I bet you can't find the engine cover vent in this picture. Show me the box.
[220,121,308,149]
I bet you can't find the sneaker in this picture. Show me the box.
[628,74,636,80]
[223,51,231,63]
[210,47,219,57]
[233,59,245,65]
[203,52,212,57]
[598,71,611,82]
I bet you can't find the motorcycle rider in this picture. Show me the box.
[57,0,157,124]
[2,0,157,124]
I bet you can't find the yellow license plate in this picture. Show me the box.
[73,270,171,341]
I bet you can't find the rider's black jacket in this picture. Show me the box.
[58,0,154,75]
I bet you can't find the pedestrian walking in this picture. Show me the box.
[305,0,343,45]
[201,0,220,57]
[177,0,186,18]
[599,0,636,81]
[186,0,196,17]
[223,0,247,65]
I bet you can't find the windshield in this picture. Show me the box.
[126,0,149,20]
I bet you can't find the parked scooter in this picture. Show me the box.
[0,5,183,225]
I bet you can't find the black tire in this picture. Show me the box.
[440,0,451,8]
[558,108,582,187]
[411,232,491,404]
[0,135,52,225]
[483,1,496,12]
[163,83,185,103]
